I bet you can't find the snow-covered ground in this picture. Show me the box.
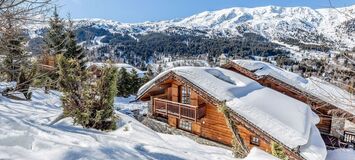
[0,88,234,160]
[0,87,353,160]
[326,149,355,160]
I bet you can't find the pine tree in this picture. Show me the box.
[58,55,118,130]
[63,19,86,70]
[271,142,289,160]
[89,65,118,130]
[117,67,130,97]
[0,18,29,81]
[37,7,66,92]
[44,6,66,55]
[0,13,36,99]
[64,19,86,70]
[157,64,163,74]
[142,67,154,83]
[57,54,88,124]
[129,69,141,94]
[16,65,37,100]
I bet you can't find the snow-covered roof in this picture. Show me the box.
[232,59,355,116]
[138,67,326,159]
[86,62,145,77]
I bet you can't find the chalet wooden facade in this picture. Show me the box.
[38,54,56,71]
[137,67,326,160]
[222,60,355,148]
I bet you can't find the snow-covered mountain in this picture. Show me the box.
[28,5,355,50]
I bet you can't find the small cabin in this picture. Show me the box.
[222,59,355,148]
[138,67,327,160]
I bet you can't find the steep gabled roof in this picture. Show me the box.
[231,59,355,116]
[137,67,326,160]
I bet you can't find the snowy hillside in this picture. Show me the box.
[27,5,355,50]
[0,89,235,160]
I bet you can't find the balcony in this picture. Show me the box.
[344,131,355,144]
[153,98,206,121]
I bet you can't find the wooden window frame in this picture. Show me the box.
[180,85,191,104]
[250,135,260,146]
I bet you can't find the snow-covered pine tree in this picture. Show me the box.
[129,69,141,95]
[64,18,86,71]
[271,142,289,160]
[142,67,154,83]
[90,65,118,130]
[157,64,163,74]
[116,67,130,97]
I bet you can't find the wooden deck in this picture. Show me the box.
[322,131,355,150]
[153,98,206,121]
[344,131,355,144]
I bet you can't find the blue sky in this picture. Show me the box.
[58,0,355,23]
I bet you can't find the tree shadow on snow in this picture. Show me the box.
[61,143,186,160]
[50,123,103,135]
[134,144,185,160]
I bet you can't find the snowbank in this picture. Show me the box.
[300,125,328,160]
[244,148,280,160]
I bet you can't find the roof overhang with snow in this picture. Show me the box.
[226,59,355,122]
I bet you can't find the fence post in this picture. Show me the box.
[195,107,197,122]
[166,101,168,116]
[179,104,181,119]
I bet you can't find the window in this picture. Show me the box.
[181,85,191,104]
[179,119,192,131]
[250,135,260,146]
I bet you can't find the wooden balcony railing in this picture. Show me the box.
[344,131,355,144]
[153,98,206,121]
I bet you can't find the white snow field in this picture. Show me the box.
[0,88,238,160]
[138,66,327,160]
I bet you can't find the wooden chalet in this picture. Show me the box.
[222,59,355,148]
[137,67,327,160]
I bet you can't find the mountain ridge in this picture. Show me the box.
[29,5,355,50]
[26,4,355,65]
